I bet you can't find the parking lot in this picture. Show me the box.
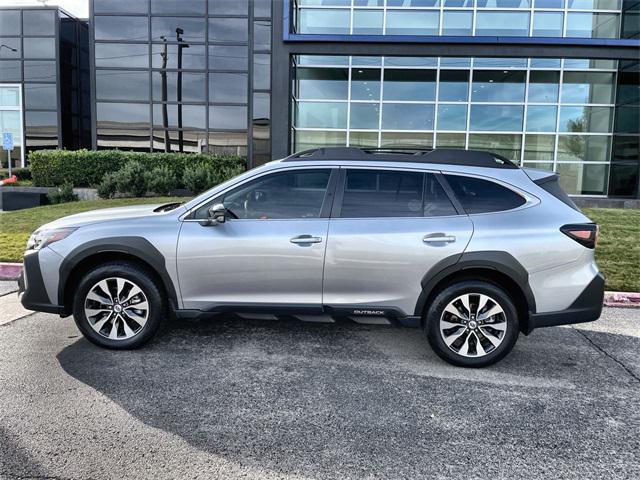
[1,281,639,480]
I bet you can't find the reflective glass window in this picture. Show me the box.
[567,0,621,8]
[254,20,271,50]
[98,128,150,151]
[526,106,558,132]
[151,43,205,70]
[0,10,21,36]
[294,130,347,151]
[557,135,611,161]
[349,131,378,148]
[615,107,640,135]
[530,58,562,68]
[94,0,149,14]
[382,132,433,148]
[0,38,20,58]
[528,71,560,103]
[524,134,555,161]
[386,11,439,35]
[151,17,205,43]
[437,104,467,131]
[23,38,56,59]
[253,54,270,90]
[209,45,247,71]
[296,68,348,100]
[470,105,524,131]
[209,0,249,15]
[436,133,465,149]
[474,58,528,68]
[152,104,206,130]
[477,0,531,6]
[209,105,247,129]
[23,61,56,82]
[559,106,613,133]
[439,71,469,102]
[151,0,205,14]
[97,71,150,101]
[561,72,615,105]
[468,133,522,161]
[535,0,564,7]
[97,43,149,68]
[0,111,21,138]
[0,86,21,107]
[476,12,530,36]
[298,9,350,34]
[23,10,55,36]
[350,103,380,129]
[382,103,435,130]
[351,68,380,101]
[153,72,206,102]
[533,12,564,37]
[442,11,473,36]
[472,71,526,102]
[557,163,608,195]
[253,92,270,121]
[97,102,150,128]
[209,17,248,43]
[566,13,620,39]
[24,84,57,109]
[295,102,347,129]
[352,56,382,66]
[94,16,149,41]
[383,69,436,101]
[387,0,440,5]
[353,10,383,35]
[385,57,438,67]
[255,0,272,17]
[0,61,21,82]
[443,0,473,5]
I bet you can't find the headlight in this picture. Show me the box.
[26,228,77,251]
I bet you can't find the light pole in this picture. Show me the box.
[0,44,18,55]
[176,27,190,153]
[159,36,170,151]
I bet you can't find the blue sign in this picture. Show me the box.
[2,132,13,151]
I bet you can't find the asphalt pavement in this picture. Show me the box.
[0,281,638,480]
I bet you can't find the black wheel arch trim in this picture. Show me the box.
[19,251,66,314]
[414,250,537,318]
[57,237,178,313]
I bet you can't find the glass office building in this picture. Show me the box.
[0,6,91,167]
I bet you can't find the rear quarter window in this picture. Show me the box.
[444,175,526,214]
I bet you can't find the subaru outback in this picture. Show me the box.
[18,147,604,367]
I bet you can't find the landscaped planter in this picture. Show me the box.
[0,187,53,211]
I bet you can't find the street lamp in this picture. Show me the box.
[176,27,190,153]
[0,44,18,55]
[159,36,170,152]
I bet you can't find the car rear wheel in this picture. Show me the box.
[425,280,519,367]
[72,261,165,349]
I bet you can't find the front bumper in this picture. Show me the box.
[18,251,66,315]
[527,272,605,333]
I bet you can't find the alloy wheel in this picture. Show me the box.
[439,293,507,358]
[84,277,149,340]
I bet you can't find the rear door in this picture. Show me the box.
[322,167,473,316]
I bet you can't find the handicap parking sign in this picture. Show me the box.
[2,132,13,151]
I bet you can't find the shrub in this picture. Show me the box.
[29,149,246,188]
[0,168,31,181]
[47,183,78,204]
[97,172,119,199]
[145,165,178,196]
[114,161,148,197]
[182,164,215,195]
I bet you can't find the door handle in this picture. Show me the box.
[290,235,323,244]
[423,234,456,244]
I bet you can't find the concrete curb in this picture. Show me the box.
[1,262,638,308]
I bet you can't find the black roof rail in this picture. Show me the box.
[283,147,518,169]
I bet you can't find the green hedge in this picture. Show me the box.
[0,168,32,181]
[29,149,246,188]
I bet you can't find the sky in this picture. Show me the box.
[3,0,89,18]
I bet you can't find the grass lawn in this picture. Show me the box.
[0,199,638,292]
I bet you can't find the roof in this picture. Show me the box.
[282,147,519,169]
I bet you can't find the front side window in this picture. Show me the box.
[195,169,332,220]
[444,175,526,214]
[340,170,457,218]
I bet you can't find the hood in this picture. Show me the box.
[38,203,181,230]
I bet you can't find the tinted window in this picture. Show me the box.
[445,175,526,214]
[195,169,331,220]
[340,170,457,218]
[23,10,55,36]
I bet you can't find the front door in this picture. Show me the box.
[177,168,336,311]
[323,168,473,316]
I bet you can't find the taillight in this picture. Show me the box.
[560,224,599,249]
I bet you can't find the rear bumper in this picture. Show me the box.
[527,272,605,333]
[18,251,66,315]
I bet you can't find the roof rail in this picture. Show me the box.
[283,147,518,169]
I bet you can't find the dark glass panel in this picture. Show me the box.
[23,10,55,36]
[296,67,348,100]
[209,45,247,71]
[0,10,21,36]
[436,132,465,149]
[254,0,272,17]
[209,72,247,103]
[253,54,270,90]
[98,128,150,151]
[209,105,247,129]
[383,69,436,101]
[209,0,249,15]
[24,83,57,109]
[445,175,526,214]
[557,135,611,161]
[152,104,207,130]
[23,38,56,59]
[97,71,150,101]
[615,106,640,134]
[438,70,469,102]
[616,71,640,105]
[94,0,149,14]
[351,68,381,101]
[557,163,609,195]
[612,135,640,162]
[253,92,270,122]
[0,61,22,82]
[207,131,247,156]
[609,162,639,197]
[0,38,21,58]
[558,106,613,133]
[152,43,205,69]
[23,61,56,82]
[208,17,248,43]
[528,71,560,103]
[151,17,205,43]
[151,0,205,14]
[472,71,526,102]
[96,43,149,68]
[254,20,271,51]
[152,130,208,153]
[152,72,206,102]
[25,111,58,149]
[95,16,149,41]
[562,72,615,104]
[96,102,150,129]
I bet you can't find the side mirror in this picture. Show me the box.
[203,203,227,226]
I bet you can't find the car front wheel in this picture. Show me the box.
[425,280,519,367]
[72,261,165,349]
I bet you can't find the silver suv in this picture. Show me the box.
[19,148,604,367]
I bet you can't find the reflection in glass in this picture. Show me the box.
[152,72,206,102]
[476,0,531,6]
[297,55,349,66]
[535,0,564,7]
[561,72,615,105]
[533,12,564,37]
[557,163,608,195]
[295,102,347,129]
[353,10,383,34]
[98,71,150,101]
[566,13,620,39]
[526,106,557,132]
[253,92,270,122]
[352,56,382,66]
[94,16,149,41]
[470,105,524,131]
[557,135,611,161]
[349,131,378,148]
[152,130,208,153]
[0,86,21,107]
[384,69,436,101]
[351,69,380,101]
[524,134,555,161]
[23,10,55,36]
[298,9,350,34]
[439,70,469,102]
[528,71,560,103]
[254,20,271,50]
[96,43,149,68]
[437,104,467,131]
[386,11,439,35]
[153,104,206,130]
[384,57,437,67]
[25,111,58,148]
[350,103,380,129]
[436,133,465,149]
[0,10,21,36]
[151,0,205,14]
[615,107,640,135]
[23,61,57,82]
[468,133,522,161]
[97,128,150,151]
[94,0,148,14]
[209,73,248,103]
[151,17,205,43]
[23,38,55,59]
[97,102,150,129]
[207,131,247,157]
[152,44,206,70]
[522,161,553,171]
[0,111,21,138]
[530,58,562,68]
[253,54,270,90]
[474,58,528,68]
[209,17,248,43]
[208,45,247,71]
[0,61,22,82]
[442,11,473,36]
[294,129,347,151]
[559,106,613,133]
[24,84,57,109]
[472,71,526,102]
[296,68,348,100]
[210,0,249,15]
[476,12,530,36]
[382,103,435,130]
[0,38,20,59]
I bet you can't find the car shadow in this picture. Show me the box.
[56,316,640,478]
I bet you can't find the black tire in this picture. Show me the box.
[72,261,165,349]
[424,280,519,368]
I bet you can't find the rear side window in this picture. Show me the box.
[339,170,457,218]
[444,175,526,214]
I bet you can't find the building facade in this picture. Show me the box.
[0,6,91,167]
